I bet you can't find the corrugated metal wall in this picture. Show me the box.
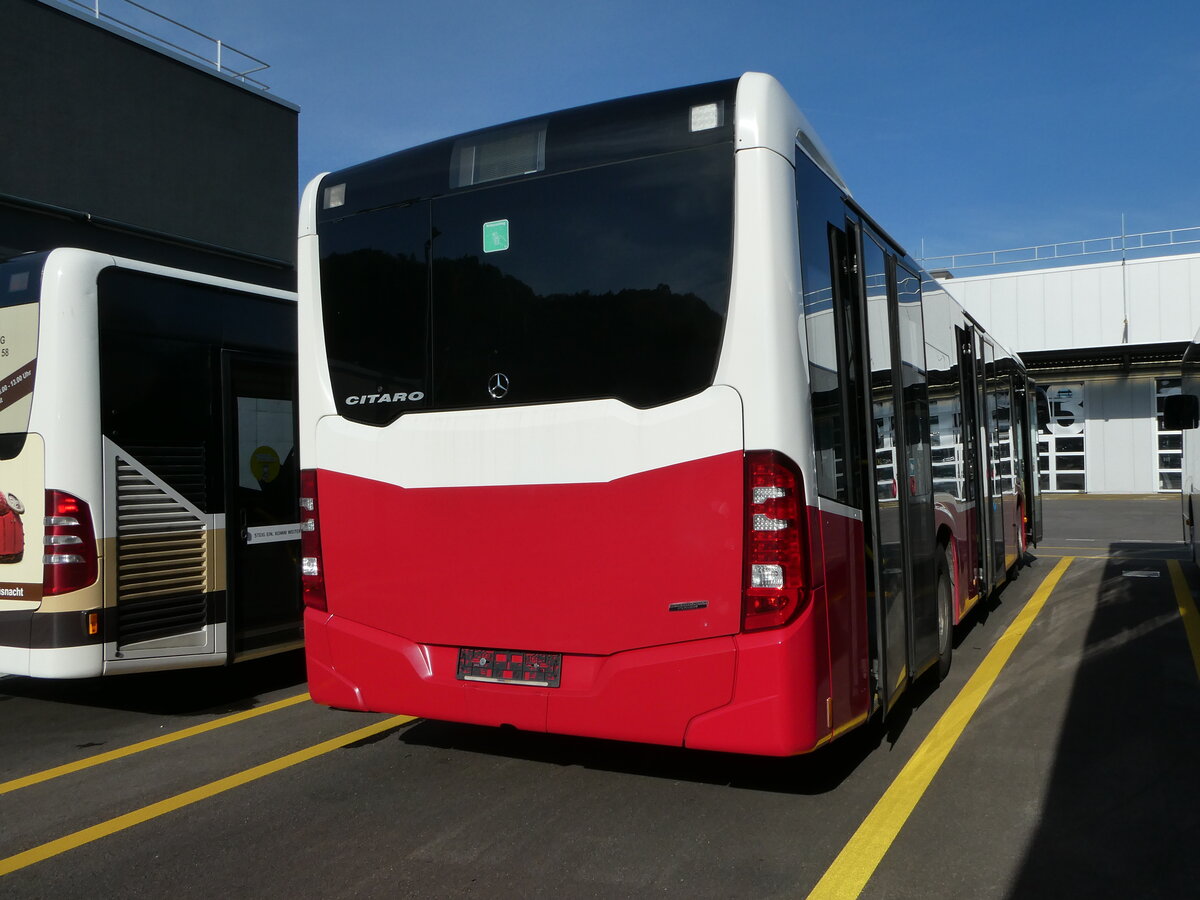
[941,253,1200,353]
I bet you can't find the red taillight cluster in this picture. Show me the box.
[44,490,98,596]
[743,451,808,631]
[299,469,327,611]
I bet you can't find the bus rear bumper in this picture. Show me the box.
[0,643,103,679]
[0,609,104,678]
[305,605,834,756]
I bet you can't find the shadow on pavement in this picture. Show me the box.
[1007,546,1200,897]
[398,709,891,796]
[0,648,307,717]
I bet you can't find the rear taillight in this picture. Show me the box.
[44,490,98,596]
[300,469,326,611]
[743,451,809,631]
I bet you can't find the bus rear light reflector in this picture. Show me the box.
[751,564,784,590]
[752,513,788,532]
[43,490,98,596]
[45,534,83,545]
[300,470,327,611]
[743,451,809,632]
[753,486,786,503]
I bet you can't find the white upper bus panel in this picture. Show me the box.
[734,72,850,195]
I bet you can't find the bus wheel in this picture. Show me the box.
[936,547,954,681]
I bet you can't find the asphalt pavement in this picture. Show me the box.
[1,493,1198,898]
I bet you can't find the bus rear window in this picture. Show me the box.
[319,142,733,423]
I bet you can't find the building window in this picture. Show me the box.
[1039,382,1086,492]
[1156,377,1183,492]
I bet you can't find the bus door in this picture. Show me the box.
[221,352,301,658]
[851,227,932,711]
[956,325,985,597]
[1022,378,1045,544]
[980,336,1006,588]
[894,263,937,673]
[1012,377,1035,547]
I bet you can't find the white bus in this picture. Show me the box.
[0,248,300,678]
[298,74,1040,755]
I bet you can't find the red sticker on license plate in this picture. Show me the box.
[457,647,562,687]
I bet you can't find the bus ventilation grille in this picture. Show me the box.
[124,446,207,509]
[114,449,209,648]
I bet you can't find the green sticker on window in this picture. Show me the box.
[483,219,510,253]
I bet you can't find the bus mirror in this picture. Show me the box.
[1163,393,1200,430]
[1035,387,1051,430]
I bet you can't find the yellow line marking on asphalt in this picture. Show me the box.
[805,556,1074,900]
[1036,545,1183,551]
[0,714,414,877]
[1037,553,1183,561]
[0,692,311,796]
[1167,560,1200,682]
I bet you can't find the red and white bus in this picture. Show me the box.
[298,73,1041,755]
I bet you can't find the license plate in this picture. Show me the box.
[457,647,562,687]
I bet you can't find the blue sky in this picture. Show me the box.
[124,0,1198,260]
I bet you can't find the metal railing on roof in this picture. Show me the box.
[919,225,1200,274]
[61,0,271,90]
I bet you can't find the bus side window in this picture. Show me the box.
[797,148,857,506]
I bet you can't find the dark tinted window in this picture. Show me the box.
[320,144,733,422]
[430,147,731,411]
[98,268,295,509]
[318,80,737,223]
[796,150,854,503]
[318,204,431,426]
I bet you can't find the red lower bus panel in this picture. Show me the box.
[315,452,744,659]
[307,608,738,747]
[307,600,846,755]
[305,479,873,755]
[683,595,828,755]
[817,509,871,731]
[304,610,365,710]
[935,497,975,621]
[545,638,735,746]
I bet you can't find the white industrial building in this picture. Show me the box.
[929,235,1200,494]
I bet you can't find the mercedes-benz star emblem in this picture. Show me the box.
[488,373,510,399]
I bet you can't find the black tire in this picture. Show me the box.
[936,547,953,681]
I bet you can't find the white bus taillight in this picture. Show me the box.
[743,451,809,631]
[299,469,326,611]
[43,490,98,596]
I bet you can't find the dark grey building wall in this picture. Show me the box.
[0,0,297,289]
